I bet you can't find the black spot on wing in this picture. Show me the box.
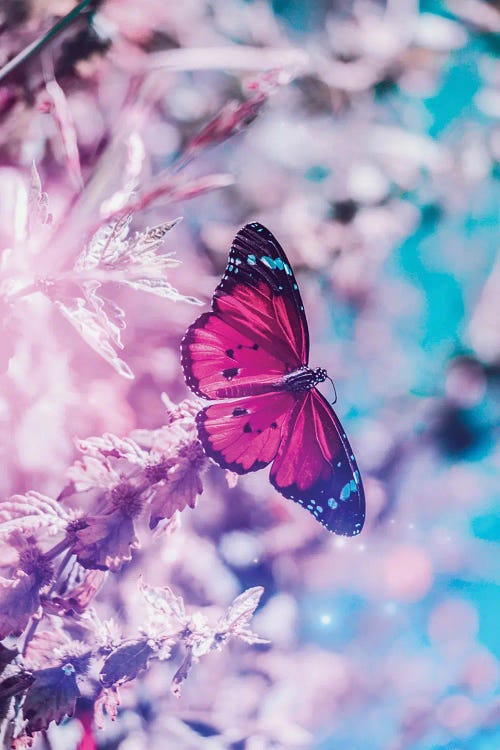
[232,407,248,416]
[195,408,270,475]
[222,367,239,380]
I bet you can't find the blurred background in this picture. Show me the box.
[0,0,499,748]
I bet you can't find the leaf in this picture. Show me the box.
[100,639,156,688]
[55,296,134,379]
[127,218,182,257]
[120,275,202,304]
[170,647,193,698]
[0,492,70,540]
[215,587,268,646]
[72,511,140,572]
[23,663,81,735]
[45,77,82,190]
[0,574,42,640]
[220,587,264,630]
[148,460,203,530]
[27,162,51,237]
[140,581,186,628]
[84,281,126,348]
[94,686,120,729]
[75,433,147,465]
[76,213,132,271]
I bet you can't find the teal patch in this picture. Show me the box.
[247,254,256,265]
[340,482,354,501]
[328,497,338,509]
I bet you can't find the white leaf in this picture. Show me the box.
[55,298,134,379]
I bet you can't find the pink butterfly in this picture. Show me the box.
[181,223,364,536]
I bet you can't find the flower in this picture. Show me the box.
[0,541,53,639]
[147,439,207,529]
[70,482,144,571]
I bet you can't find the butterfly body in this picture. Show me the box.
[181,222,365,536]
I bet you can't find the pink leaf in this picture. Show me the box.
[45,78,83,190]
[140,581,186,628]
[170,647,193,699]
[94,686,120,729]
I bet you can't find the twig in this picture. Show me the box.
[0,0,96,85]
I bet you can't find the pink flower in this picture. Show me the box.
[0,542,53,639]
[147,439,207,529]
[70,482,144,572]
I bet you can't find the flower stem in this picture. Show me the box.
[0,0,96,85]
[44,537,73,562]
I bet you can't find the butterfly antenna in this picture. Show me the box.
[326,375,338,405]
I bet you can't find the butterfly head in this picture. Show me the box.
[312,367,327,385]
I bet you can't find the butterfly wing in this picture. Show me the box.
[181,222,309,399]
[270,389,365,536]
[197,391,296,473]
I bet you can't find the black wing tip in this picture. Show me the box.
[237,222,278,244]
[269,475,365,537]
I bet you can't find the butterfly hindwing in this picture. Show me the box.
[270,389,365,536]
[197,392,296,473]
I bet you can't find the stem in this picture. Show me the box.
[6,283,41,303]
[44,536,73,562]
[22,618,40,657]
[52,548,75,594]
[0,0,96,85]
[22,541,75,655]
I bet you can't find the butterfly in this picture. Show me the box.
[181,222,365,536]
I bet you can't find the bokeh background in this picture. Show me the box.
[0,0,499,748]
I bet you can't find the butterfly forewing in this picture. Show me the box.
[181,223,308,399]
[181,310,291,399]
[225,222,309,364]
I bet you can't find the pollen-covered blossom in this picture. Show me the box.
[147,439,207,528]
[62,398,208,564]
[0,538,54,639]
[69,481,145,571]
